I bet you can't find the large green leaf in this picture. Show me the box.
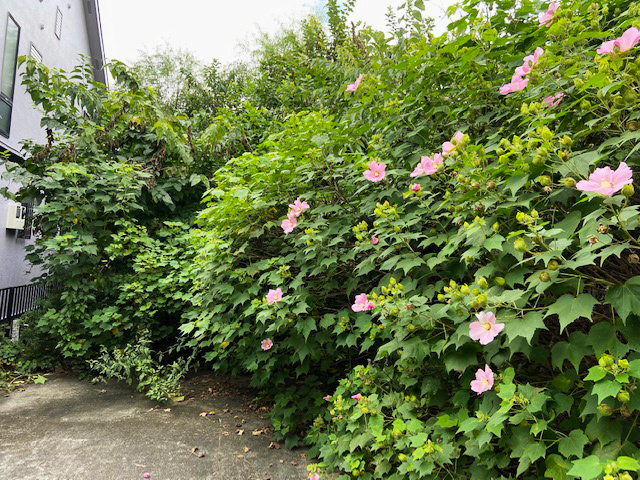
[545,294,599,332]
[605,276,640,324]
[558,430,589,459]
[567,456,604,480]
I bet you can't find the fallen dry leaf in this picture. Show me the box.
[191,447,205,458]
[243,447,250,453]
[279,459,284,464]
[251,429,264,436]
[199,412,208,417]
[290,461,298,466]
[236,454,244,460]
[222,431,230,436]
[299,453,307,459]
[268,442,280,450]
[163,408,171,413]
[237,429,244,436]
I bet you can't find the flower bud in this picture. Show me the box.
[599,354,615,368]
[563,177,577,188]
[617,391,630,403]
[538,175,552,186]
[544,186,553,193]
[460,285,470,295]
[514,237,527,252]
[495,277,506,286]
[597,224,609,234]
[573,78,585,88]
[628,254,640,264]
[477,277,489,289]
[597,403,614,416]
[437,294,445,302]
[560,135,573,147]
[619,473,633,480]
[618,359,630,369]
[492,222,500,233]
[621,184,634,197]
[539,271,551,282]
[548,260,559,271]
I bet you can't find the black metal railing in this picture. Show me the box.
[0,283,53,335]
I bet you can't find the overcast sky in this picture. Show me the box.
[99,0,456,66]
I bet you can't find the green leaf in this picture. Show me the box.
[483,234,505,252]
[615,456,640,471]
[591,380,621,403]
[545,294,599,332]
[568,456,604,480]
[545,454,572,479]
[584,366,607,382]
[605,276,640,324]
[33,375,47,384]
[558,430,589,459]
[505,311,546,345]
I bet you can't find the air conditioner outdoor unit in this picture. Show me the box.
[6,203,25,230]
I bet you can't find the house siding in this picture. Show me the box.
[0,0,102,289]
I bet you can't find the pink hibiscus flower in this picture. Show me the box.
[576,162,633,196]
[266,288,283,304]
[363,161,387,182]
[597,27,640,55]
[351,394,362,402]
[410,184,422,192]
[539,2,559,27]
[261,338,273,351]
[411,154,443,176]
[310,474,321,480]
[323,395,331,401]
[346,74,363,93]
[543,92,565,108]
[288,198,310,217]
[352,293,374,312]
[371,236,379,245]
[499,76,529,95]
[442,132,464,155]
[470,365,494,395]
[281,214,297,234]
[469,312,505,345]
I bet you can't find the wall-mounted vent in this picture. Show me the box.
[30,43,42,63]
[6,203,25,230]
[55,7,63,39]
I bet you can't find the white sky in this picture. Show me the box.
[99,0,456,66]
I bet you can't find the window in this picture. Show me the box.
[30,43,42,63]
[0,14,20,138]
[54,8,62,39]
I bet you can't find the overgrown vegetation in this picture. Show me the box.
[2,0,640,477]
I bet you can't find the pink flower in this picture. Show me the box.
[346,74,363,93]
[469,312,505,345]
[281,214,297,234]
[288,198,310,217]
[310,474,321,480]
[411,154,443,176]
[598,27,640,55]
[543,92,565,108]
[499,77,529,95]
[351,394,362,402]
[442,132,463,154]
[410,184,422,192]
[471,365,494,395]
[576,162,633,196]
[363,161,386,182]
[323,395,331,401]
[539,2,559,27]
[352,293,374,312]
[143,474,151,479]
[261,338,273,351]
[266,288,283,304]
[371,236,379,245]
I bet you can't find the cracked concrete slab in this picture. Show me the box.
[0,373,309,480]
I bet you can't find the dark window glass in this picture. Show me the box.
[1,15,20,99]
[0,14,20,138]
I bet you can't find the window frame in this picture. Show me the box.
[0,13,21,138]
[30,43,42,63]
[54,7,62,40]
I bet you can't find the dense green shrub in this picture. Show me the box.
[179,0,640,478]
[3,0,640,477]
